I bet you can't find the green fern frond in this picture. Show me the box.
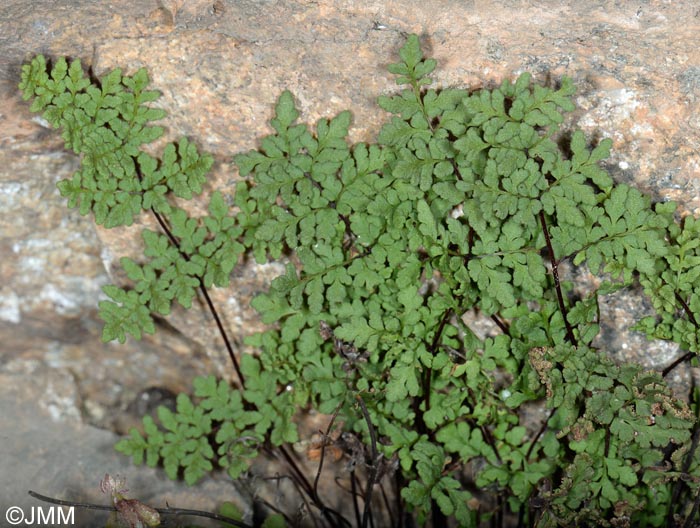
[24,33,700,527]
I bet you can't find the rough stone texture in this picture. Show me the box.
[0,368,248,527]
[1,0,700,522]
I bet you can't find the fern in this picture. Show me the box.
[21,34,700,527]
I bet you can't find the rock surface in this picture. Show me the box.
[1,0,700,523]
[0,373,246,527]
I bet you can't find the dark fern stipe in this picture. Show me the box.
[20,34,700,527]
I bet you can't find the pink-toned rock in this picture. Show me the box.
[2,0,700,519]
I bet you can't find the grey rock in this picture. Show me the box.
[0,365,249,527]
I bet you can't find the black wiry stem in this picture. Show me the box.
[538,211,577,346]
[151,209,245,388]
[379,482,394,528]
[670,381,700,526]
[28,491,252,528]
[490,313,510,335]
[153,203,354,526]
[244,478,297,525]
[276,444,314,498]
[676,292,699,327]
[350,472,363,528]
[312,402,344,506]
[275,444,350,527]
[282,470,322,528]
[394,472,405,528]
[356,394,379,528]
[683,487,700,528]
[662,293,699,377]
[663,351,693,378]
[198,279,244,383]
[424,309,452,416]
[526,408,555,461]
